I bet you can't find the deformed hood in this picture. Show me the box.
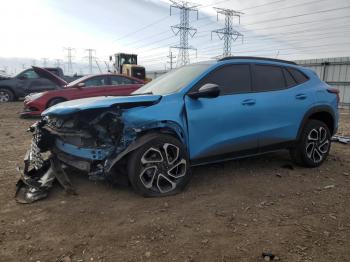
[42,95,162,116]
[32,66,67,87]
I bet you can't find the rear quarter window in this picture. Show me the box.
[287,67,309,84]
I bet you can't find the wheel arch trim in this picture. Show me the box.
[297,105,336,140]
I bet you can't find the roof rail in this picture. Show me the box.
[218,56,297,65]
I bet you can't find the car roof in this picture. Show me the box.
[218,56,296,65]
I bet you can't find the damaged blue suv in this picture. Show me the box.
[17,57,339,202]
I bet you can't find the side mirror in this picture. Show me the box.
[76,82,85,88]
[188,83,220,99]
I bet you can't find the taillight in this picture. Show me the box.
[327,87,340,104]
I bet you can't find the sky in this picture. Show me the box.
[0,0,350,75]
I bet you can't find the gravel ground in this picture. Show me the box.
[0,102,349,262]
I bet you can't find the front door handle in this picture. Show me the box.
[295,93,307,100]
[241,99,256,106]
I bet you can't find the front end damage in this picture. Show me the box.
[16,97,173,203]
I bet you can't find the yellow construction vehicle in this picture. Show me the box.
[110,53,151,82]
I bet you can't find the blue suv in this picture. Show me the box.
[17,57,339,202]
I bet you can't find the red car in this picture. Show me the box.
[21,67,144,117]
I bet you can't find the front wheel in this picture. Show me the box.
[47,98,66,108]
[127,134,191,197]
[290,120,331,167]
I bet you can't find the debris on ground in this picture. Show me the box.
[332,135,350,144]
[262,252,280,261]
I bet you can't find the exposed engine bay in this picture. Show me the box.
[16,107,143,203]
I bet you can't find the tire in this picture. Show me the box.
[127,134,191,197]
[0,88,14,102]
[47,98,66,108]
[290,119,331,167]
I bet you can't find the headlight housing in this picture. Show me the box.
[25,92,45,101]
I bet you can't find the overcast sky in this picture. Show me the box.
[1,0,350,74]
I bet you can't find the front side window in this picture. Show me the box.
[110,76,135,85]
[84,76,107,87]
[18,69,39,79]
[253,65,286,92]
[195,64,251,95]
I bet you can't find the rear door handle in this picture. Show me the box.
[241,99,256,106]
[295,93,307,100]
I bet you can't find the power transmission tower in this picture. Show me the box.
[211,8,243,58]
[64,47,75,74]
[170,0,199,67]
[167,50,176,70]
[42,58,48,67]
[55,59,62,68]
[85,49,96,74]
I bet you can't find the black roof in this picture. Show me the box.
[218,56,296,65]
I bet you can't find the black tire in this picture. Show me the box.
[47,98,66,108]
[290,119,331,167]
[127,134,191,197]
[0,88,14,102]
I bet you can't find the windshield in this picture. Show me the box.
[133,63,212,95]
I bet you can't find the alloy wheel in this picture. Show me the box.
[139,143,187,193]
[305,127,330,163]
[0,91,10,102]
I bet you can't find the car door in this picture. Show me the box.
[70,75,110,99]
[250,64,314,149]
[107,75,143,96]
[184,64,260,161]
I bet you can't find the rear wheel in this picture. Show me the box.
[47,98,66,108]
[0,88,14,102]
[290,120,331,167]
[127,134,191,197]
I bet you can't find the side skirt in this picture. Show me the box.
[190,141,296,167]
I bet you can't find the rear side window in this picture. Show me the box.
[287,67,309,84]
[253,65,286,91]
[283,68,297,87]
[198,64,251,95]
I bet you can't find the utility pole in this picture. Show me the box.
[85,49,96,74]
[42,58,49,67]
[170,0,199,67]
[211,8,243,58]
[167,50,176,70]
[64,47,75,74]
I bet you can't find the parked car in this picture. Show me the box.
[0,67,79,102]
[16,57,339,203]
[21,67,144,117]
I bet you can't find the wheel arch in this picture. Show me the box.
[0,86,16,99]
[297,105,336,140]
[46,97,67,108]
[105,120,187,173]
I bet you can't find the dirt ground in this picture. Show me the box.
[0,102,349,262]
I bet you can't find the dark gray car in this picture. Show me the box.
[0,67,79,102]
